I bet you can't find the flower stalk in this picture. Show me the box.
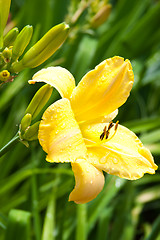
[0,132,20,158]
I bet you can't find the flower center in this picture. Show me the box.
[100,121,119,141]
[84,121,119,148]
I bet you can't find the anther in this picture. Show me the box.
[115,121,119,131]
[100,126,106,140]
[106,121,114,139]
[100,121,114,141]
[108,121,114,130]
[100,121,119,141]
[105,130,109,139]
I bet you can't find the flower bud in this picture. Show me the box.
[20,113,32,133]
[23,121,40,141]
[12,25,33,61]
[0,70,10,81]
[2,47,12,62]
[11,22,69,72]
[90,4,111,28]
[3,27,19,48]
[25,84,53,120]
[0,0,11,48]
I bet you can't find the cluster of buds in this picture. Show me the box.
[65,0,111,32]
[19,84,53,146]
[0,0,69,85]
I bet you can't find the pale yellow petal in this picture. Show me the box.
[70,56,134,123]
[29,66,76,98]
[38,98,87,163]
[69,159,105,204]
[80,123,158,180]
[79,109,118,126]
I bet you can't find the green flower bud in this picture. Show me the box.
[23,121,40,141]
[12,25,33,61]
[0,0,11,48]
[0,70,10,81]
[2,47,12,62]
[25,84,53,120]
[90,4,111,28]
[11,22,69,72]
[20,113,32,133]
[3,27,19,48]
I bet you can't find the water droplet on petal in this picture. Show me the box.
[112,158,118,164]
[100,155,107,164]
[100,153,109,164]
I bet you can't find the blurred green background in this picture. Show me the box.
[0,0,160,239]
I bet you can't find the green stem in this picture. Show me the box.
[31,147,41,240]
[0,133,20,158]
[76,204,87,240]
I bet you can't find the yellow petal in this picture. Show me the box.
[69,159,105,204]
[79,109,118,126]
[38,98,87,163]
[29,66,76,98]
[80,123,158,180]
[70,56,134,123]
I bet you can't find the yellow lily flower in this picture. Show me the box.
[29,56,158,204]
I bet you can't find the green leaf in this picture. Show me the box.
[42,193,56,240]
[4,209,31,240]
[145,215,160,240]
[0,0,11,48]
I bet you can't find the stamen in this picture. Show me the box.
[100,121,114,141]
[100,126,106,140]
[107,121,119,141]
[100,121,119,141]
[105,121,114,139]
[108,121,114,130]
[105,131,109,140]
[115,121,119,130]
